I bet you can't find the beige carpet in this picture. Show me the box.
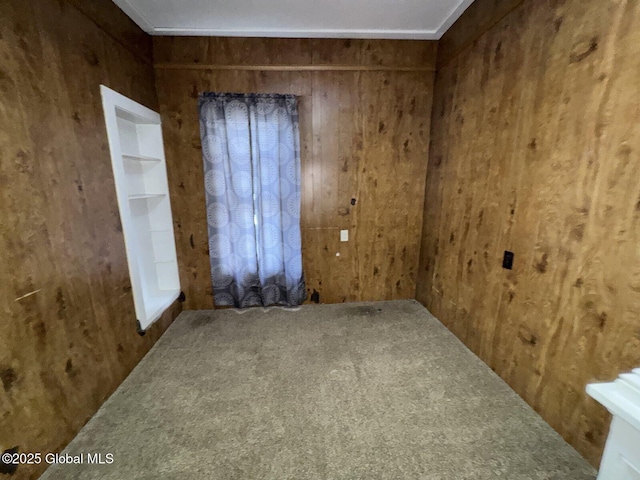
[41,300,596,479]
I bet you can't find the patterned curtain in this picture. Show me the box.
[198,93,306,308]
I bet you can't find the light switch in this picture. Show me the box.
[340,230,349,242]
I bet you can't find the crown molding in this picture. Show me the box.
[112,0,155,33]
[434,0,476,38]
[150,27,441,39]
[113,0,474,40]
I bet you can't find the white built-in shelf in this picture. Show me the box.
[128,193,166,200]
[122,153,162,163]
[587,369,640,479]
[101,85,180,332]
[588,369,640,432]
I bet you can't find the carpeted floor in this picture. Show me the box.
[41,300,596,479]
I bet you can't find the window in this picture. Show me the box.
[198,92,306,308]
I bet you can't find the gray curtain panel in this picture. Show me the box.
[198,92,307,307]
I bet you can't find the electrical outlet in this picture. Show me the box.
[340,230,349,242]
[503,251,514,270]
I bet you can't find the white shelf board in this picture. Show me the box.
[128,193,166,200]
[143,289,180,330]
[123,152,162,163]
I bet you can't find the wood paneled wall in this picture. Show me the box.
[417,0,640,467]
[154,37,436,309]
[0,2,181,478]
[436,0,525,68]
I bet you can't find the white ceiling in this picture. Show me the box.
[113,0,475,39]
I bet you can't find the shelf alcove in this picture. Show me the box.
[101,85,180,330]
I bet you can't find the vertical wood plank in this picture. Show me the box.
[417,0,640,467]
[0,1,180,479]
[154,38,436,308]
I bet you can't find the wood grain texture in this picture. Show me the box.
[0,1,180,479]
[154,37,436,309]
[155,64,434,72]
[417,0,640,467]
[64,0,153,64]
[436,0,524,68]
[153,37,437,69]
